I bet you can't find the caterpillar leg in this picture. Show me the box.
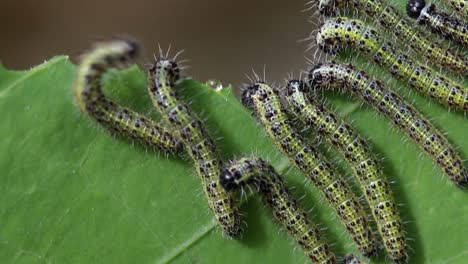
[221,157,337,264]
[72,39,183,153]
[242,81,378,256]
[147,56,243,238]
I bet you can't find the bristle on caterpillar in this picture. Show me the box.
[407,0,468,46]
[221,157,337,263]
[316,17,467,112]
[72,39,183,153]
[241,81,378,256]
[147,57,243,238]
[308,62,468,190]
[317,0,468,75]
[284,80,407,262]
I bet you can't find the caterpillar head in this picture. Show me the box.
[149,58,181,86]
[307,63,327,88]
[407,0,426,19]
[220,169,242,192]
[241,82,263,110]
[317,0,344,17]
[285,79,307,97]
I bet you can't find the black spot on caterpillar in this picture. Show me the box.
[284,80,406,262]
[407,0,468,46]
[242,81,377,256]
[72,39,183,153]
[221,157,337,263]
[317,17,467,112]
[147,57,242,238]
[441,0,468,18]
[308,62,468,190]
[317,0,468,75]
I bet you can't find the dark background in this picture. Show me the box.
[0,0,319,87]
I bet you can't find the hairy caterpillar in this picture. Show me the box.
[308,62,468,188]
[72,39,182,153]
[317,0,468,75]
[316,17,467,112]
[147,58,242,238]
[242,82,377,256]
[442,0,468,18]
[284,80,406,262]
[221,157,336,263]
[407,0,468,46]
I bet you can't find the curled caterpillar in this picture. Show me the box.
[442,0,468,18]
[147,57,242,238]
[72,39,182,153]
[317,17,467,112]
[284,80,406,262]
[308,62,468,188]
[221,157,336,263]
[407,0,468,46]
[317,0,468,75]
[242,82,377,256]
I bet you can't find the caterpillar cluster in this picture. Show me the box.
[73,0,467,258]
[73,39,242,238]
[316,17,467,112]
[316,0,468,75]
[284,80,406,262]
[308,62,467,187]
[242,82,377,257]
[407,0,468,46]
[221,157,336,263]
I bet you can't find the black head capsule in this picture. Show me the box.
[285,79,308,96]
[307,64,324,88]
[241,84,259,110]
[219,169,239,191]
[407,0,426,19]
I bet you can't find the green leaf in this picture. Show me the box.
[1,8,467,264]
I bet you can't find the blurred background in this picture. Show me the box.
[0,0,319,88]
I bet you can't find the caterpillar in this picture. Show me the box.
[284,80,406,262]
[147,57,243,238]
[316,17,467,112]
[441,0,468,18]
[407,0,468,46]
[317,0,468,75]
[308,62,468,188]
[220,157,336,264]
[72,39,183,153]
[242,82,377,256]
